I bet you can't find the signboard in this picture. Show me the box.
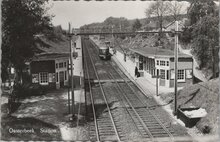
[49,73,53,82]
[32,74,39,83]
[186,69,192,79]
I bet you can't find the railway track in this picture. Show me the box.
[83,39,121,141]
[108,71,175,141]
[83,38,187,141]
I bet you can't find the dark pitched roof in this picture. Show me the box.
[130,47,192,58]
[36,35,77,54]
[32,53,69,61]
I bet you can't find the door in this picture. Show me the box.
[59,71,64,87]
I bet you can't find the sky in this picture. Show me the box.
[47,1,190,30]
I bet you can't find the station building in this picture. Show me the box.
[30,53,69,89]
[129,47,193,88]
[29,31,80,90]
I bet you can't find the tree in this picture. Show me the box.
[187,0,216,25]
[168,1,184,21]
[132,19,142,32]
[103,17,130,31]
[184,0,219,77]
[191,14,219,69]
[145,0,170,34]
[2,0,52,83]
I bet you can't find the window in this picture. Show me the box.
[157,60,159,65]
[32,74,39,83]
[160,69,165,79]
[139,62,143,70]
[64,62,67,68]
[139,56,143,70]
[56,63,58,69]
[170,70,185,81]
[178,70,185,80]
[59,62,63,68]
[186,69,192,79]
[64,71,67,80]
[160,61,165,66]
[167,61,169,66]
[39,72,48,85]
[56,72,59,82]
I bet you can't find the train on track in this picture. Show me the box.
[99,46,111,60]
[84,35,90,40]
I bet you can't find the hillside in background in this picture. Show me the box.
[88,14,188,54]
[80,14,187,32]
[35,25,70,54]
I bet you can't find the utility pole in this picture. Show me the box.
[174,21,179,115]
[69,23,75,118]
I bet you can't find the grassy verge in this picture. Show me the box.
[1,115,62,141]
[160,78,219,134]
[1,89,70,141]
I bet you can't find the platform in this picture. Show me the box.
[92,79,131,83]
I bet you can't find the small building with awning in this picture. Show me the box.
[30,53,69,89]
[130,47,193,88]
[29,30,79,90]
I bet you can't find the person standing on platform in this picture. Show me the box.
[135,66,138,78]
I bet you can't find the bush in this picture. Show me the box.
[14,83,45,99]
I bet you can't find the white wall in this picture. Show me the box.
[55,58,69,89]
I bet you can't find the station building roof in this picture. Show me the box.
[129,47,192,59]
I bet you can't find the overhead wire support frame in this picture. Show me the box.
[68,30,182,36]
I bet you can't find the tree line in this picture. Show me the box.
[2,0,54,83]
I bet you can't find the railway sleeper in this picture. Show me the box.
[98,124,115,128]
[151,133,171,137]
[97,117,112,120]
[99,136,117,141]
[98,126,115,129]
[89,137,97,141]
[99,132,117,136]
[145,126,167,129]
[144,125,164,128]
[141,119,160,122]
[145,122,171,128]
[150,133,171,137]
[147,126,165,129]
[142,121,161,124]
[99,129,115,135]
[148,129,169,133]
